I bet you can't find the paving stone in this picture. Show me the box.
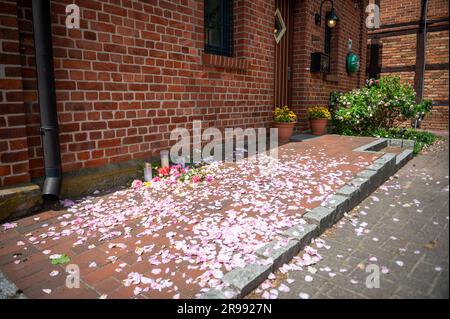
[222,262,272,297]
[303,206,336,231]
[353,139,387,152]
[0,270,25,299]
[396,149,414,169]
[356,169,377,182]
[349,176,372,199]
[256,238,301,269]
[388,138,415,149]
[281,223,318,246]
[336,184,361,209]
[323,194,350,220]
[366,162,385,171]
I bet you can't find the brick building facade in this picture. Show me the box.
[367,0,449,131]
[0,0,369,192]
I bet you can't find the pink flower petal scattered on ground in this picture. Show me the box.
[151,268,162,275]
[299,292,310,299]
[133,286,142,295]
[7,147,374,298]
[286,278,295,284]
[60,199,75,207]
[2,222,17,230]
[278,284,290,292]
[223,290,235,299]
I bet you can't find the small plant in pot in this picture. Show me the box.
[308,106,331,135]
[273,105,297,142]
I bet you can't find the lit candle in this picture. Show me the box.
[144,162,152,182]
[160,150,170,168]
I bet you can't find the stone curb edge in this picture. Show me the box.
[198,138,415,299]
[0,270,26,299]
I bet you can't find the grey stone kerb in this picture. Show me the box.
[199,137,415,299]
[0,270,26,299]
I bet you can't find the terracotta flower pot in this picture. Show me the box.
[309,118,328,135]
[273,122,295,143]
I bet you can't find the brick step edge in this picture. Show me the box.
[198,138,413,299]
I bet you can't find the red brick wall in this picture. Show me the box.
[368,0,449,131]
[1,0,368,187]
[0,0,31,186]
[291,0,368,131]
[3,0,276,185]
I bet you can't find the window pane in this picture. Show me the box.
[204,0,232,57]
[205,0,222,47]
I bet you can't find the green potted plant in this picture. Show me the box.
[273,105,297,142]
[308,106,331,135]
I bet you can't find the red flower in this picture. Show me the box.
[158,166,170,176]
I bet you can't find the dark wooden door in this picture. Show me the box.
[274,0,294,108]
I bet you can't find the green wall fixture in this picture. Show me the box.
[346,52,360,74]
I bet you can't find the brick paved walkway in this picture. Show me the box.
[0,135,381,299]
[248,138,449,299]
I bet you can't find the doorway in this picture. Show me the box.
[274,0,294,107]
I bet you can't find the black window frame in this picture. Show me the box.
[204,0,233,57]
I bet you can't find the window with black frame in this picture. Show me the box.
[204,0,233,57]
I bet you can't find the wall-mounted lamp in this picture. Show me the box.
[315,0,338,28]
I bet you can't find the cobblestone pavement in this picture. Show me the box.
[248,138,449,299]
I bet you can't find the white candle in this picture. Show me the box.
[144,162,152,182]
[177,157,186,167]
[160,150,170,168]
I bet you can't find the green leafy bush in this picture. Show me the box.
[330,76,432,135]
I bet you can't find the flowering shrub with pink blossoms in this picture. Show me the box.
[330,76,432,135]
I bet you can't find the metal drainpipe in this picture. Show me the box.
[32,0,62,199]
